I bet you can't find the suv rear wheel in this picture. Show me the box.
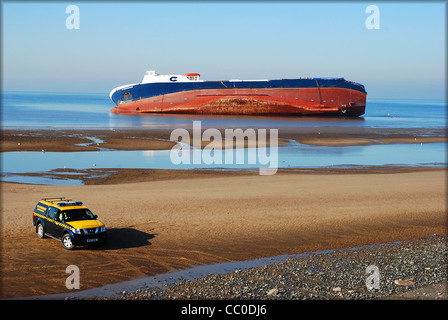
[37,223,46,239]
[62,233,75,250]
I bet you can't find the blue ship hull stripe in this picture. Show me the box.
[111,78,366,105]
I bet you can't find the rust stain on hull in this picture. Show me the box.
[111,87,366,117]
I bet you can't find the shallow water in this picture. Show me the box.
[1,91,446,185]
[1,91,446,129]
[1,142,445,185]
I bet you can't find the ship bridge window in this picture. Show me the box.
[185,73,200,81]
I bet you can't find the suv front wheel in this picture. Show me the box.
[62,233,75,250]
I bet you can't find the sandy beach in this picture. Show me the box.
[0,127,446,299]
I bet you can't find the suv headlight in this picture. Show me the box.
[72,228,82,234]
[100,226,107,232]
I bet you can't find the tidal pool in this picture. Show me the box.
[1,142,445,185]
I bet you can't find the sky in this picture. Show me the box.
[1,1,446,99]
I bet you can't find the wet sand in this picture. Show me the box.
[1,127,446,152]
[0,127,446,299]
[0,129,177,152]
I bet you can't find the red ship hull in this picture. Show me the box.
[111,87,366,117]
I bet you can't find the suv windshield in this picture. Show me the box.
[63,209,95,222]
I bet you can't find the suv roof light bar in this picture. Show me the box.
[57,201,83,207]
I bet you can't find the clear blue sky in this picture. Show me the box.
[2,1,446,99]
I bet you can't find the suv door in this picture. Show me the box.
[46,207,65,239]
[53,209,66,238]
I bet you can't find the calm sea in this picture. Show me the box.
[1,91,446,129]
[1,91,446,185]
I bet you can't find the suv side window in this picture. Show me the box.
[56,209,63,222]
[47,207,57,220]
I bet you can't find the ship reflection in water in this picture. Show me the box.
[1,142,445,185]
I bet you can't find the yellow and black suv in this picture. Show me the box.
[33,197,107,250]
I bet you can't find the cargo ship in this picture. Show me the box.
[109,70,366,116]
